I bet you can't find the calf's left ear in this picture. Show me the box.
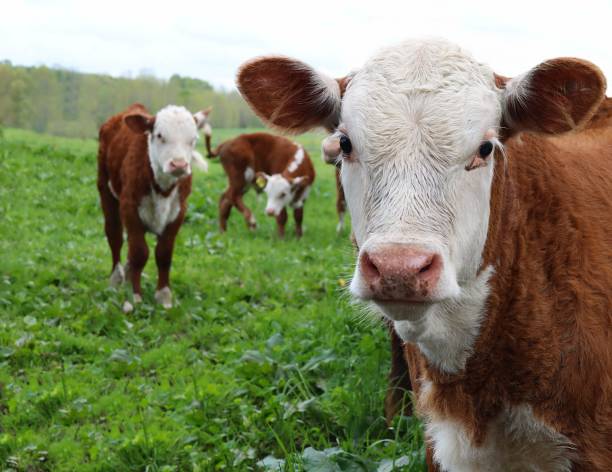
[124,112,155,134]
[237,56,349,133]
[191,150,209,172]
[194,107,212,130]
[498,58,606,135]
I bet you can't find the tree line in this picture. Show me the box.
[0,60,262,138]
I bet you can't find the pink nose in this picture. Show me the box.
[169,159,188,173]
[359,244,442,301]
[266,208,275,216]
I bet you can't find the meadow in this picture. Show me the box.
[0,127,425,471]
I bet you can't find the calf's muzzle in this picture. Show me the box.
[359,244,442,301]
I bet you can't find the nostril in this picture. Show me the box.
[419,261,433,274]
[360,251,381,283]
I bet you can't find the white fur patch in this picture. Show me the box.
[108,180,119,199]
[202,122,212,137]
[287,146,305,172]
[426,405,573,472]
[336,211,345,233]
[138,186,180,236]
[244,166,255,183]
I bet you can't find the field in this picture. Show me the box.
[0,128,425,471]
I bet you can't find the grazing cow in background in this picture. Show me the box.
[237,39,612,471]
[207,132,315,238]
[97,103,210,311]
[320,138,347,233]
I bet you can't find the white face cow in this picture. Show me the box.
[238,38,605,372]
[256,173,308,216]
[125,105,210,189]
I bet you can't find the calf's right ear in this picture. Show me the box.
[124,112,155,134]
[237,56,349,133]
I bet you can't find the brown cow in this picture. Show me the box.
[237,39,612,471]
[207,132,315,238]
[97,103,210,311]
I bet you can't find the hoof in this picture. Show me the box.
[155,287,172,309]
[123,293,142,313]
[109,263,125,287]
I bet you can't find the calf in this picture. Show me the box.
[320,139,347,233]
[207,132,315,238]
[237,39,612,471]
[97,103,210,310]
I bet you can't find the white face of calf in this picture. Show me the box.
[125,105,210,189]
[258,173,307,216]
[340,40,501,310]
[237,38,605,366]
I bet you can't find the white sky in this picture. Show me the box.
[1,0,611,91]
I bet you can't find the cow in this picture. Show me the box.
[206,132,315,238]
[320,138,347,233]
[236,39,612,471]
[97,103,210,311]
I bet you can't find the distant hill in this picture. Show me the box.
[0,60,262,138]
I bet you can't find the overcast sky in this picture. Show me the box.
[2,0,610,91]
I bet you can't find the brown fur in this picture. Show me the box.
[208,132,315,237]
[406,102,612,471]
[97,103,191,299]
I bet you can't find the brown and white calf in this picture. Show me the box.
[237,39,612,471]
[207,132,315,238]
[97,103,210,310]
[320,140,347,233]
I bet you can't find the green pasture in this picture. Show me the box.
[0,128,425,471]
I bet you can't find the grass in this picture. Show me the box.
[0,128,425,471]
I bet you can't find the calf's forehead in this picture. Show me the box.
[342,39,502,159]
[266,175,290,194]
[154,106,198,139]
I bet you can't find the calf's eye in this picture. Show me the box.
[339,135,352,155]
[279,192,286,198]
[478,141,494,158]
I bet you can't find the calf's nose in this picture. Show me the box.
[265,208,275,216]
[359,244,442,301]
[169,159,189,173]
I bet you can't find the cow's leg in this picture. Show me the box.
[293,206,303,238]
[426,442,440,472]
[275,208,288,238]
[125,228,148,310]
[234,193,257,230]
[219,189,233,233]
[154,217,183,309]
[98,181,124,286]
[385,324,413,424]
[335,168,346,233]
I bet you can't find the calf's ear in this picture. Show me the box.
[237,56,348,133]
[124,112,155,134]
[194,107,212,131]
[498,58,606,135]
[255,172,269,190]
[191,150,209,172]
